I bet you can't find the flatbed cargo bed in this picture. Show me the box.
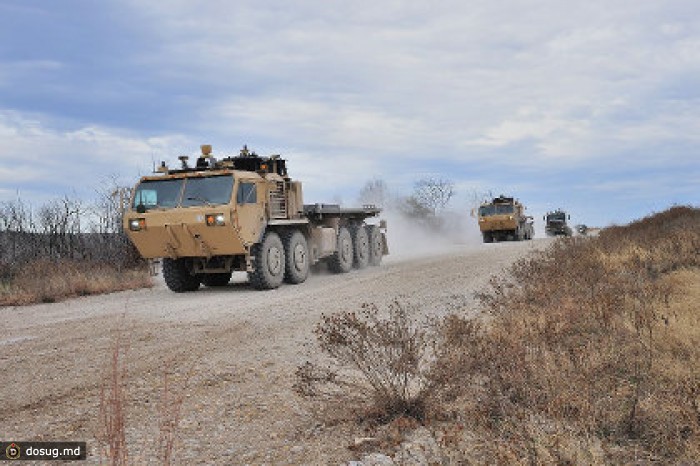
[303,203,382,219]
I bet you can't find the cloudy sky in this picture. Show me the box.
[1,0,698,227]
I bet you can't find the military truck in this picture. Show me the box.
[475,195,534,243]
[544,209,573,237]
[124,145,388,292]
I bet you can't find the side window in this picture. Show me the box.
[237,182,257,204]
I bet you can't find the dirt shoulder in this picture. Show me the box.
[0,240,545,465]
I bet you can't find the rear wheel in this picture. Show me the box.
[163,258,200,292]
[351,224,370,269]
[283,230,309,284]
[482,232,492,243]
[249,232,285,290]
[328,227,353,273]
[201,273,232,287]
[367,225,383,266]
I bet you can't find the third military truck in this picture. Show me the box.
[124,145,388,292]
[475,195,534,243]
[544,209,573,237]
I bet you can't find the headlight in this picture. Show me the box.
[206,213,226,226]
[129,218,146,231]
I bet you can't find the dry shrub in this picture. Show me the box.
[0,259,151,306]
[295,302,446,424]
[158,364,191,466]
[98,327,129,466]
[440,206,700,463]
[98,322,190,466]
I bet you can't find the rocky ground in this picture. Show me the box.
[0,239,547,465]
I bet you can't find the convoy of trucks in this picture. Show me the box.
[122,145,587,290]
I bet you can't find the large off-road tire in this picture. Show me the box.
[328,226,353,273]
[162,258,200,292]
[351,224,370,269]
[201,273,232,287]
[248,231,285,290]
[482,232,493,243]
[367,225,383,266]
[283,229,309,284]
[515,228,524,241]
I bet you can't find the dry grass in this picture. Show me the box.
[98,321,190,466]
[298,206,700,463]
[98,326,129,466]
[437,206,700,463]
[157,363,191,466]
[0,259,152,306]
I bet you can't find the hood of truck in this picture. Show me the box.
[478,214,518,232]
[124,208,246,259]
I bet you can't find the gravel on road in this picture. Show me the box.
[0,239,547,465]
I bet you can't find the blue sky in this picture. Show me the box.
[1,0,698,228]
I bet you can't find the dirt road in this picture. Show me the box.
[0,240,546,465]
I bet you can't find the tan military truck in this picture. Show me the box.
[475,195,534,243]
[124,145,388,292]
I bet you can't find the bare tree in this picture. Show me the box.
[466,189,495,215]
[37,195,87,259]
[412,178,455,215]
[396,195,433,220]
[358,179,389,209]
[0,198,38,270]
[93,180,131,235]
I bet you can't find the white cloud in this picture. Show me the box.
[2,0,699,223]
[0,110,190,200]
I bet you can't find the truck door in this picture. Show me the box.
[235,180,265,245]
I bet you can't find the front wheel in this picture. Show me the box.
[249,232,285,290]
[162,258,200,292]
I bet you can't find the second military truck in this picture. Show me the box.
[124,145,388,292]
[475,195,534,243]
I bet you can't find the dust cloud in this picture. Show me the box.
[376,208,483,264]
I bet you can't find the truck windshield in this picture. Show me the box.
[132,179,183,210]
[479,204,514,216]
[181,175,235,207]
[548,213,565,221]
[132,175,234,210]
